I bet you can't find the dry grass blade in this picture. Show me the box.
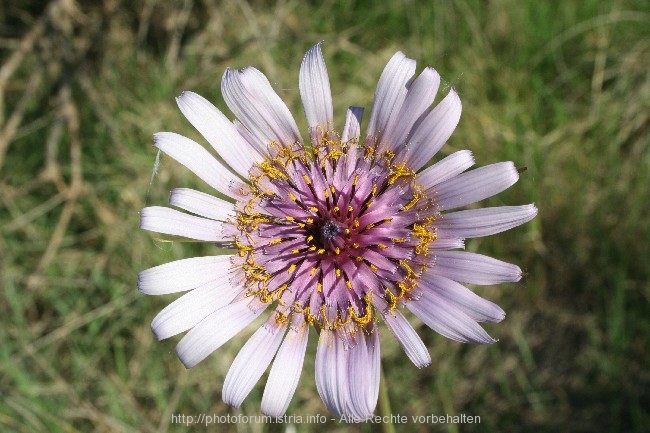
[27,84,84,288]
[0,70,43,171]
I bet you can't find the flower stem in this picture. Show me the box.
[378,362,396,433]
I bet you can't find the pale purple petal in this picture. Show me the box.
[366,52,416,145]
[151,280,243,340]
[433,162,519,211]
[315,330,348,418]
[154,132,241,199]
[221,67,301,147]
[382,310,430,368]
[402,89,462,171]
[383,67,440,151]
[261,320,309,417]
[223,319,287,409]
[421,273,506,323]
[431,250,522,285]
[346,330,380,420]
[169,188,235,221]
[418,150,475,189]
[139,206,225,241]
[138,255,233,295]
[407,290,497,344]
[341,106,364,143]
[299,43,333,137]
[176,91,264,176]
[175,298,268,368]
[430,238,465,251]
[436,204,538,239]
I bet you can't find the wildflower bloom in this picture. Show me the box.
[139,43,537,420]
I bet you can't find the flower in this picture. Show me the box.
[139,43,537,420]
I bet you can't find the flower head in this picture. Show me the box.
[139,43,537,419]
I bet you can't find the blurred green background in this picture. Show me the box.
[1,0,648,432]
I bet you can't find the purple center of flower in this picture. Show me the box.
[231,140,437,333]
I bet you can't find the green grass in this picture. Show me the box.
[1,0,649,432]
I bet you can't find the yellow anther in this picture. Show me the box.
[346,280,352,289]
[383,150,396,162]
[388,161,415,184]
[286,216,295,222]
[353,173,359,186]
[366,199,374,208]
[392,237,406,243]
[335,268,341,277]
[344,228,351,234]
[317,248,325,254]
[303,174,311,185]
[275,311,289,325]
[268,238,283,245]
[412,223,436,255]
[333,206,340,213]
[297,222,306,228]
[335,247,341,254]
[377,243,387,249]
[306,218,314,224]
[385,289,398,310]
[370,264,378,272]
[310,267,318,276]
[317,282,323,292]
[353,219,360,228]
[330,185,336,194]
[365,223,375,230]
[352,242,360,249]
[402,192,421,211]
[347,205,354,213]
[291,249,300,254]
[287,264,297,274]
[310,207,319,213]
[307,235,314,243]
[308,246,317,251]
[349,296,374,325]
[371,184,378,196]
